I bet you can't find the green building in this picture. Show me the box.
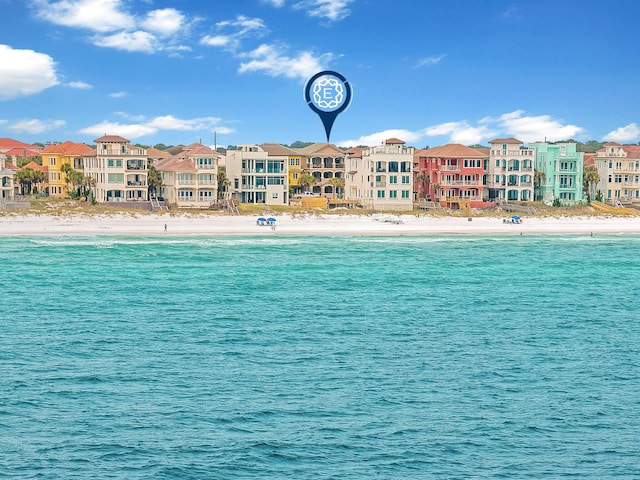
[532,142,584,204]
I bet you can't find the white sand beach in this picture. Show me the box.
[1,212,639,236]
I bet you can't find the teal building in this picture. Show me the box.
[532,142,584,204]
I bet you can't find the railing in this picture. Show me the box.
[441,165,460,171]
[127,181,147,186]
[375,182,386,187]
[177,180,195,185]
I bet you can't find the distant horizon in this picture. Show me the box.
[2,1,639,148]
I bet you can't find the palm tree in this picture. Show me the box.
[327,177,345,199]
[217,167,231,199]
[147,165,163,199]
[298,173,317,193]
[583,165,600,202]
[15,168,47,195]
[416,173,427,198]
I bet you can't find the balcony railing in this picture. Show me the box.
[441,165,460,171]
[127,181,147,186]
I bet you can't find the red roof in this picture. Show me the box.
[0,138,42,152]
[21,161,48,172]
[154,157,196,172]
[422,143,487,158]
[384,138,405,145]
[583,153,597,166]
[4,147,42,157]
[41,141,95,156]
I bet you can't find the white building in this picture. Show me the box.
[487,138,535,201]
[346,138,414,211]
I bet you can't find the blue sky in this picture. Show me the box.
[1,0,639,149]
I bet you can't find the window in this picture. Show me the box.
[267,177,284,185]
[401,190,410,198]
[502,144,507,150]
[377,190,385,198]
[49,157,57,166]
[272,192,279,199]
[389,161,399,173]
[389,175,398,184]
[389,190,397,198]
[108,173,123,183]
[178,190,193,199]
[199,191,212,200]
[197,158,212,168]
[293,173,298,180]
[402,175,410,184]
[495,160,500,167]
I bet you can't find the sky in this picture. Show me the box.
[1,0,640,150]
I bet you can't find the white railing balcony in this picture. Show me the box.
[441,165,460,171]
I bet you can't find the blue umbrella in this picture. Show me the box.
[257,217,267,222]
[267,217,276,222]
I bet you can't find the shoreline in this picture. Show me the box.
[1,212,639,236]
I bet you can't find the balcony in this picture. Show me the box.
[441,165,461,171]
[127,180,147,186]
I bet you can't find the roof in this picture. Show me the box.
[488,137,523,144]
[384,138,406,145]
[603,142,621,147]
[4,147,42,157]
[596,145,640,159]
[421,143,488,158]
[0,138,42,151]
[260,143,297,156]
[21,161,48,172]
[154,157,196,172]
[41,141,95,156]
[94,135,130,143]
[146,147,173,159]
[180,142,218,156]
[295,143,345,156]
[583,153,597,166]
[344,146,364,157]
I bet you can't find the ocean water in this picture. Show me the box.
[1,234,639,479]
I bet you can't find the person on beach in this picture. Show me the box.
[164,223,167,233]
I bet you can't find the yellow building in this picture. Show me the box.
[41,141,95,197]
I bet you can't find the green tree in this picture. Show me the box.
[217,167,231,199]
[289,141,314,149]
[327,177,345,199]
[15,168,47,195]
[534,169,546,201]
[17,155,42,167]
[147,165,163,198]
[583,164,600,201]
[298,173,317,193]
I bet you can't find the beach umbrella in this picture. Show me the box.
[257,217,267,222]
[267,217,276,222]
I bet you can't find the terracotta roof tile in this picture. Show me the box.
[260,143,297,156]
[22,161,48,172]
[422,143,488,158]
[4,147,42,157]
[0,138,42,151]
[384,138,405,144]
[154,157,196,172]
[41,141,94,155]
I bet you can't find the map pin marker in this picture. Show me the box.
[304,70,352,143]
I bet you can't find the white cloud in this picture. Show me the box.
[496,110,583,142]
[8,119,66,134]
[110,91,127,98]
[337,129,423,148]
[147,115,223,131]
[201,15,267,51]
[79,115,231,139]
[141,8,185,36]
[32,0,135,33]
[415,54,446,68]
[93,31,158,53]
[293,0,353,22]
[263,0,285,6]
[200,35,232,47]
[0,44,59,100]
[424,121,496,145]
[239,44,333,79]
[604,123,640,143]
[66,80,92,89]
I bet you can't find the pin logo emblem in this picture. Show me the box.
[304,70,352,142]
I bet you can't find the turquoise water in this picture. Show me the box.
[1,234,639,478]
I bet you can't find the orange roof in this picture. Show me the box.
[488,137,523,144]
[344,147,364,157]
[583,153,597,166]
[603,142,621,147]
[180,143,218,156]
[0,138,42,151]
[146,147,172,159]
[4,147,42,157]
[41,141,95,156]
[22,161,48,172]
[384,138,405,145]
[422,143,487,158]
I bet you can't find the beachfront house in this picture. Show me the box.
[0,154,15,202]
[345,138,414,211]
[593,142,640,204]
[293,143,346,199]
[486,138,535,202]
[154,143,220,208]
[415,144,487,209]
[84,135,148,203]
[226,144,289,205]
[531,142,584,204]
[40,141,95,198]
